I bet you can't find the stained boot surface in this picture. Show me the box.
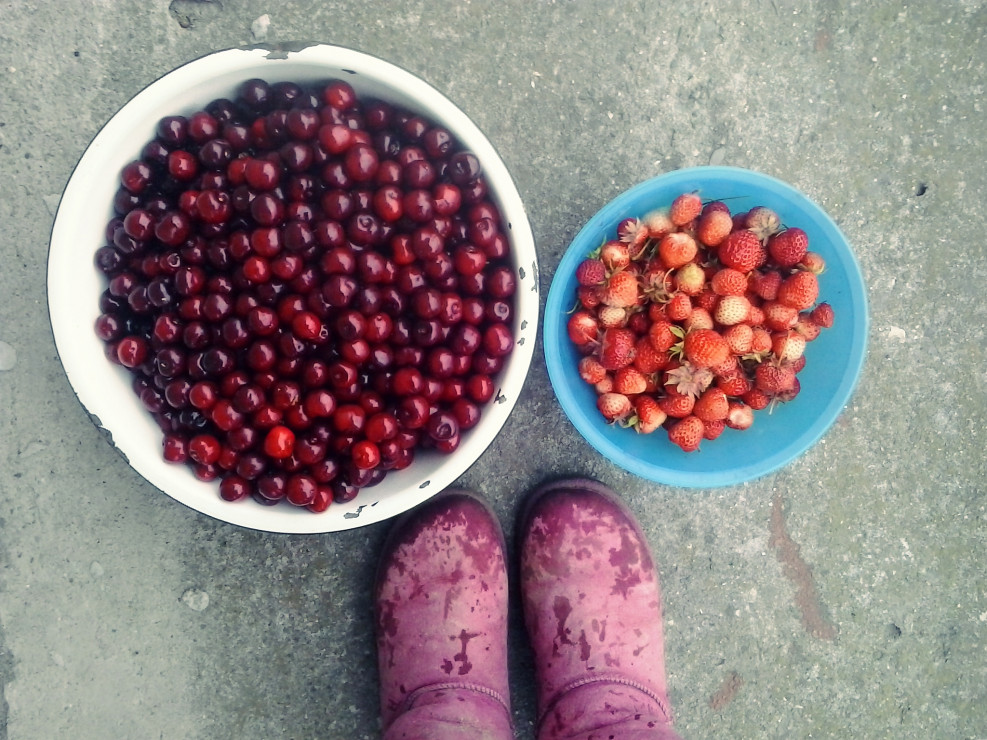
[375,490,513,740]
[518,478,680,740]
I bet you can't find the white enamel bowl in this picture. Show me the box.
[48,45,538,532]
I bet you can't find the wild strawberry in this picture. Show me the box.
[659,388,696,419]
[684,307,714,332]
[714,295,751,326]
[799,251,826,274]
[577,285,603,309]
[762,301,799,331]
[646,305,666,326]
[578,356,607,385]
[648,320,678,353]
[602,270,640,308]
[694,287,719,312]
[716,369,752,397]
[614,366,648,396]
[777,270,819,310]
[696,209,733,247]
[702,200,730,215]
[683,328,730,368]
[725,401,754,430]
[767,227,808,268]
[598,327,636,370]
[595,375,614,394]
[790,355,807,374]
[598,305,628,328]
[666,293,692,322]
[674,262,706,295]
[630,395,667,434]
[744,206,781,241]
[717,230,765,273]
[775,377,802,403]
[749,326,773,355]
[749,269,782,301]
[810,302,835,328]
[794,314,822,342]
[576,257,607,286]
[670,191,703,226]
[694,387,729,422]
[640,267,672,303]
[702,419,726,440]
[600,239,631,270]
[634,337,670,373]
[618,219,651,253]
[567,310,598,346]
[627,311,649,335]
[771,330,806,362]
[711,267,748,296]
[741,388,771,410]
[664,361,714,398]
[709,354,740,378]
[597,392,632,422]
[658,232,698,269]
[723,323,753,355]
[643,209,675,240]
[746,304,765,327]
[754,362,797,395]
[668,415,705,452]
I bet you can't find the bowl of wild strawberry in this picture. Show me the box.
[544,166,867,487]
[48,44,538,533]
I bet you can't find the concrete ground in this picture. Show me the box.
[2,1,985,738]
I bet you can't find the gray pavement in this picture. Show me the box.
[2,1,986,738]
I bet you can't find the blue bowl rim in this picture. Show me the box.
[543,166,869,488]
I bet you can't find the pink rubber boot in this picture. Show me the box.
[374,490,513,740]
[518,478,681,740]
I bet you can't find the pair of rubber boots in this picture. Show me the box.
[375,477,681,740]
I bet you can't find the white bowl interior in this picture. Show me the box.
[48,45,538,533]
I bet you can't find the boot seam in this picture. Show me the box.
[538,673,673,730]
[396,681,513,726]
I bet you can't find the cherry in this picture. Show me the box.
[351,440,381,470]
[168,150,199,181]
[189,434,221,465]
[432,183,462,216]
[116,336,149,368]
[291,311,325,341]
[263,425,295,459]
[245,158,282,190]
[322,80,357,110]
[162,434,189,463]
[121,160,153,194]
[257,472,288,501]
[286,474,318,506]
[396,395,430,429]
[303,389,336,419]
[308,485,333,512]
[219,475,251,502]
[449,152,481,184]
[483,323,514,357]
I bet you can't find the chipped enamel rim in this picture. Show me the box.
[544,167,868,487]
[47,45,538,533]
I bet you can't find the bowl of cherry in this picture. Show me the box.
[48,44,538,533]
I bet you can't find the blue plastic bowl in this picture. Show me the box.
[543,167,868,487]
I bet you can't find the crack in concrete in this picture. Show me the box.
[168,0,223,29]
[0,520,14,740]
[708,671,743,710]
[768,493,838,640]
